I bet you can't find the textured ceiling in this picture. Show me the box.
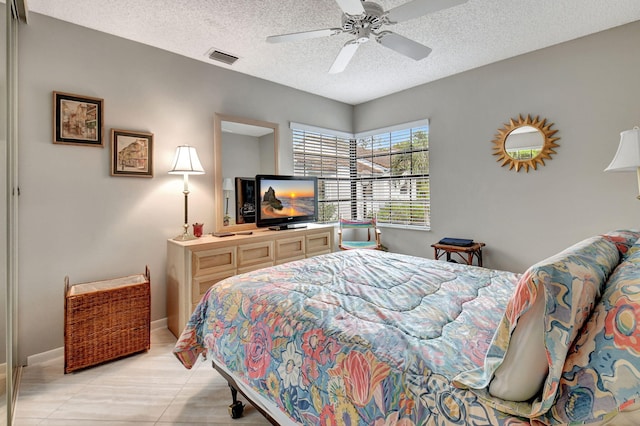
[27,0,640,105]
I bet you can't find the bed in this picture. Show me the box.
[174,230,640,425]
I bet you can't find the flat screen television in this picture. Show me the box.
[255,174,318,230]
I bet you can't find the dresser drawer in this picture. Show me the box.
[276,255,305,265]
[306,231,332,255]
[192,246,237,277]
[238,261,275,275]
[192,270,236,304]
[306,250,331,258]
[238,241,274,269]
[275,235,305,261]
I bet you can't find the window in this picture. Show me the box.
[292,120,430,229]
[292,126,352,223]
[355,122,430,228]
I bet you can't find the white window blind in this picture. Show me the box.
[292,121,430,229]
[293,128,353,222]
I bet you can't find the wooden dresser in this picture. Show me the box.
[166,224,334,337]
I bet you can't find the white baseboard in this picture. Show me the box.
[151,317,167,330]
[26,317,169,366]
[27,347,64,366]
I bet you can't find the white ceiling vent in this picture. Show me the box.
[206,48,239,65]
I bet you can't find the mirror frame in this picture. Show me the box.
[213,113,279,233]
[492,114,560,172]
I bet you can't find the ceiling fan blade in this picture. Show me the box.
[329,41,360,74]
[386,0,467,23]
[376,31,432,60]
[335,0,365,16]
[267,28,342,44]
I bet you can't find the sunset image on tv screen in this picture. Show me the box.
[260,179,315,219]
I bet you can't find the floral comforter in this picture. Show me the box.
[173,249,529,425]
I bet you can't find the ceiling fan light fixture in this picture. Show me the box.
[267,0,467,73]
[355,27,371,43]
[342,1,384,33]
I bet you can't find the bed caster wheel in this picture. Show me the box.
[228,400,244,419]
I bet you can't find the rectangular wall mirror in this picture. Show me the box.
[213,113,279,233]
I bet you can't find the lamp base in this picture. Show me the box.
[173,232,198,241]
[173,223,197,241]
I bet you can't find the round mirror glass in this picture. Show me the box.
[505,126,544,160]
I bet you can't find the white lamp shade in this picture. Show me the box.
[222,178,234,191]
[605,127,640,172]
[168,145,205,175]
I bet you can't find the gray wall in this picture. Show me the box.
[17,13,352,362]
[355,21,640,272]
[17,12,640,360]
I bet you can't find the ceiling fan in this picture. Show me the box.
[266,0,468,74]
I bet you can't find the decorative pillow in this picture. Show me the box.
[487,285,548,401]
[540,244,640,424]
[454,235,620,418]
[601,229,640,261]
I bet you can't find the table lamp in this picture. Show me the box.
[605,127,640,199]
[222,177,234,226]
[168,145,205,240]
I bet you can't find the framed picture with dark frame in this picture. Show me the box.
[110,129,154,178]
[235,177,256,224]
[53,91,104,147]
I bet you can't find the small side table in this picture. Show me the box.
[431,242,486,267]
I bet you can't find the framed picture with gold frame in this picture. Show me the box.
[110,129,154,178]
[53,91,104,147]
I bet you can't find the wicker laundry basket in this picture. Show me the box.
[64,266,151,373]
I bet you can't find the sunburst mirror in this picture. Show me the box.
[492,114,560,172]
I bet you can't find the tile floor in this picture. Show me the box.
[13,327,271,425]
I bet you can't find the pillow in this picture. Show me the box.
[488,285,548,401]
[541,244,640,424]
[454,235,620,418]
[601,229,640,261]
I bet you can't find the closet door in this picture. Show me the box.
[1,3,9,424]
[3,1,27,424]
